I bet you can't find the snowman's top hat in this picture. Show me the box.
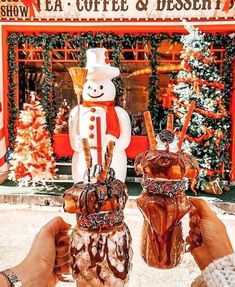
[86,48,120,80]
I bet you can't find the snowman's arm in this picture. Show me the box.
[68,106,83,152]
[114,107,131,151]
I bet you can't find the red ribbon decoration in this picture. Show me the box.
[223,0,234,11]
[20,0,40,17]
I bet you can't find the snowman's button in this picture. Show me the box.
[89,125,94,130]
[89,133,94,139]
[90,116,95,121]
[90,108,96,113]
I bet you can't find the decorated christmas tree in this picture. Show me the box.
[54,99,70,134]
[168,22,230,194]
[9,92,57,187]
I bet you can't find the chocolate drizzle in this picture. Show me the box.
[64,174,128,215]
[106,232,130,280]
[88,235,106,268]
[71,244,86,274]
[65,155,132,285]
[71,224,132,283]
[96,265,105,284]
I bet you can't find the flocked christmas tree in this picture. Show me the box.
[167,21,230,194]
[9,92,57,187]
[54,99,70,134]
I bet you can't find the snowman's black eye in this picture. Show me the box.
[88,85,91,89]
[100,85,103,90]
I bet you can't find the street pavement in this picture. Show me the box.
[0,203,234,287]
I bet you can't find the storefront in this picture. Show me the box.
[0,0,235,188]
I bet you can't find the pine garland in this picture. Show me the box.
[7,32,234,167]
[7,37,18,148]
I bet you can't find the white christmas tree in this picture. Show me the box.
[168,21,230,194]
[9,92,57,187]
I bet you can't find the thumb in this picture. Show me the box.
[43,217,71,238]
[191,245,208,270]
[189,198,215,219]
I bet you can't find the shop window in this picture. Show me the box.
[16,37,227,136]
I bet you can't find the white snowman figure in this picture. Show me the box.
[69,48,131,183]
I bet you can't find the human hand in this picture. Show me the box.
[12,217,71,287]
[186,198,233,270]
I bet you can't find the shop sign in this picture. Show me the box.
[0,0,234,20]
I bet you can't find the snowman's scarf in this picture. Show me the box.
[83,101,120,139]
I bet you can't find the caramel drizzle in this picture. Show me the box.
[139,194,187,268]
[79,184,101,214]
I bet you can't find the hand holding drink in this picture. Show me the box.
[135,106,199,269]
[63,140,132,287]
